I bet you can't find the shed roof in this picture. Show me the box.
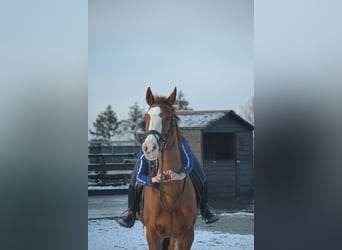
[177,110,254,130]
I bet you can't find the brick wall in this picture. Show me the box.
[181,129,202,162]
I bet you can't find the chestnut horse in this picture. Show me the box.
[139,87,197,250]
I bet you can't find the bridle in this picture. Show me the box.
[145,105,186,211]
[144,105,175,151]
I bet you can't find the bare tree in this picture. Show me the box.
[240,96,254,124]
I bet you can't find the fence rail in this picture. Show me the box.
[88,153,136,195]
[88,152,136,164]
[88,162,135,171]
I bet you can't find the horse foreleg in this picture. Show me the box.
[175,227,194,250]
[145,227,163,250]
[167,238,175,250]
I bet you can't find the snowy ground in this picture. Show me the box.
[88,184,129,190]
[88,213,254,250]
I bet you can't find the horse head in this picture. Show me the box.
[142,87,178,161]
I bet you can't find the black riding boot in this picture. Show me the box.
[118,184,143,228]
[200,182,219,224]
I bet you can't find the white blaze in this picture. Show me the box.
[142,107,162,160]
[147,107,162,136]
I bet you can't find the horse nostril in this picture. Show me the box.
[144,146,148,152]
[153,145,157,150]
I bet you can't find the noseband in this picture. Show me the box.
[145,118,174,151]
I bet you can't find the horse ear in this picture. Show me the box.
[167,87,177,106]
[146,87,155,106]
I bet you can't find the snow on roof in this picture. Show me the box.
[177,110,231,129]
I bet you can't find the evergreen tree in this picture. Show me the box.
[89,105,120,141]
[174,90,192,110]
[128,102,145,126]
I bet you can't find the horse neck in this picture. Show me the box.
[158,125,183,173]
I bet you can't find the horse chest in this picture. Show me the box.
[153,210,190,237]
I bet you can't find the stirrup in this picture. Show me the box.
[118,210,135,228]
[203,213,219,224]
[201,206,219,224]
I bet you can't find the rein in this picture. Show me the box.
[146,107,186,211]
[148,155,187,212]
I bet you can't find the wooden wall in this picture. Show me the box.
[236,131,254,193]
[204,115,251,133]
[203,160,237,197]
[180,114,254,198]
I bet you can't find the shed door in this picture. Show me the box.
[202,132,238,197]
[202,132,236,161]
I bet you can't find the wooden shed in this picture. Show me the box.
[177,110,254,199]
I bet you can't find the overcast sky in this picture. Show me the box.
[88,0,253,131]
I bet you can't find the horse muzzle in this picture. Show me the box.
[142,136,159,160]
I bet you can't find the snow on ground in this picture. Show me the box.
[219,212,253,217]
[88,215,254,250]
[88,184,129,190]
